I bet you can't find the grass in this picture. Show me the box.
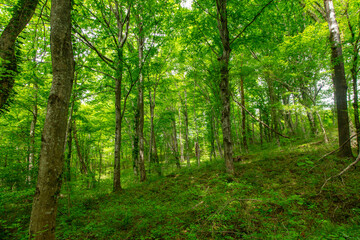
[1,136,360,239]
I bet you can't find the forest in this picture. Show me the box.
[1,0,360,239]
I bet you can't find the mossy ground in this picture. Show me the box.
[1,136,360,239]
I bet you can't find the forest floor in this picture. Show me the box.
[2,136,360,239]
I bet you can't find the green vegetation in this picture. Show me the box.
[2,134,360,239]
[1,0,360,238]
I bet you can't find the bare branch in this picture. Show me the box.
[319,150,360,194]
[230,0,274,45]
[231,93,290,139]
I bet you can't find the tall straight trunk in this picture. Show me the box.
[64,77,76,182]
[172,112,181,169]
[73,120,88,175]
[259,108,263,146]
[214,115,224,158]
[240,74,248,151]
[137,29,146,182]
[113,50,123,192]
[149,89,160,175]
[178,106,184,162]
[28,83,38,183]
[29,0,74,238]
[216,0,234,174]
[66,124,72,182]
[324,0,352,157]
[347,17,360,150]
[0,0,39,111]
[184,90,190,167]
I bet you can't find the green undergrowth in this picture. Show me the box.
[2,137,360,239]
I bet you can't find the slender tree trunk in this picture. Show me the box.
[29,0,74,238]
[66,124,72,182]
[114,51,123,192]
[73,120,88,175]
[0,0,39,111]
[178,106,184,162]
[350,40,360,151]
[183,90,190,167]
[137,28,146,182]
[28,83,38,183]
[324,0,352,157]
[240,74,248,151]
[214,115,224,158]
[216,0,234,174]
[172,111,181,169]
[316,111,329,143]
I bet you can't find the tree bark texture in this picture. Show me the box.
[324,0,352,157]
[216,0,234,174]
[0,0,39,111]
[29,0,74,238]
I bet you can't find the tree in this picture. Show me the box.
[0,0,39,111]
[29,0,74,238]
[324,0,352,157]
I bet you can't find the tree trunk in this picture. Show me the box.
[316,111,329,143]
[149,90,160,175]
[113,50,123,192]
[73,120,88,175]
[66,124,72,182]
[28,83,38,184]
[324,0,352,157]
[0,0,39,111]
[216,0,234,174]
[137,29,146,182]
[29,0,74,238]
[183,90,191,167]
[178,106,184,162]
[172,111,181,169]
[240,74,248,151]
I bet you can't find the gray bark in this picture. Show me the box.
[216,0,234,174]
[324,0,352,157]
[29,0,74,238]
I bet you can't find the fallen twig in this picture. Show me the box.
[319,151,360,194]
[310,134,357,172]
[231,94,289,139]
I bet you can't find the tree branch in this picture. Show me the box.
[230,0,274,45]
[231,93,290,139]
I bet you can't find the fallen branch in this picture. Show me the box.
[231,94,289,139]
[319,151,360,194]
[310,134,357,171]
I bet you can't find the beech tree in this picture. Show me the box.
[29,0,74,238]
[0,0,39,111]
[324,0,352,157]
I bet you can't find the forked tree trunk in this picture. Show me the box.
[29,0,74,238]
[216,0,234,174]
[324,0,352,157]
[0,0,39,111]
